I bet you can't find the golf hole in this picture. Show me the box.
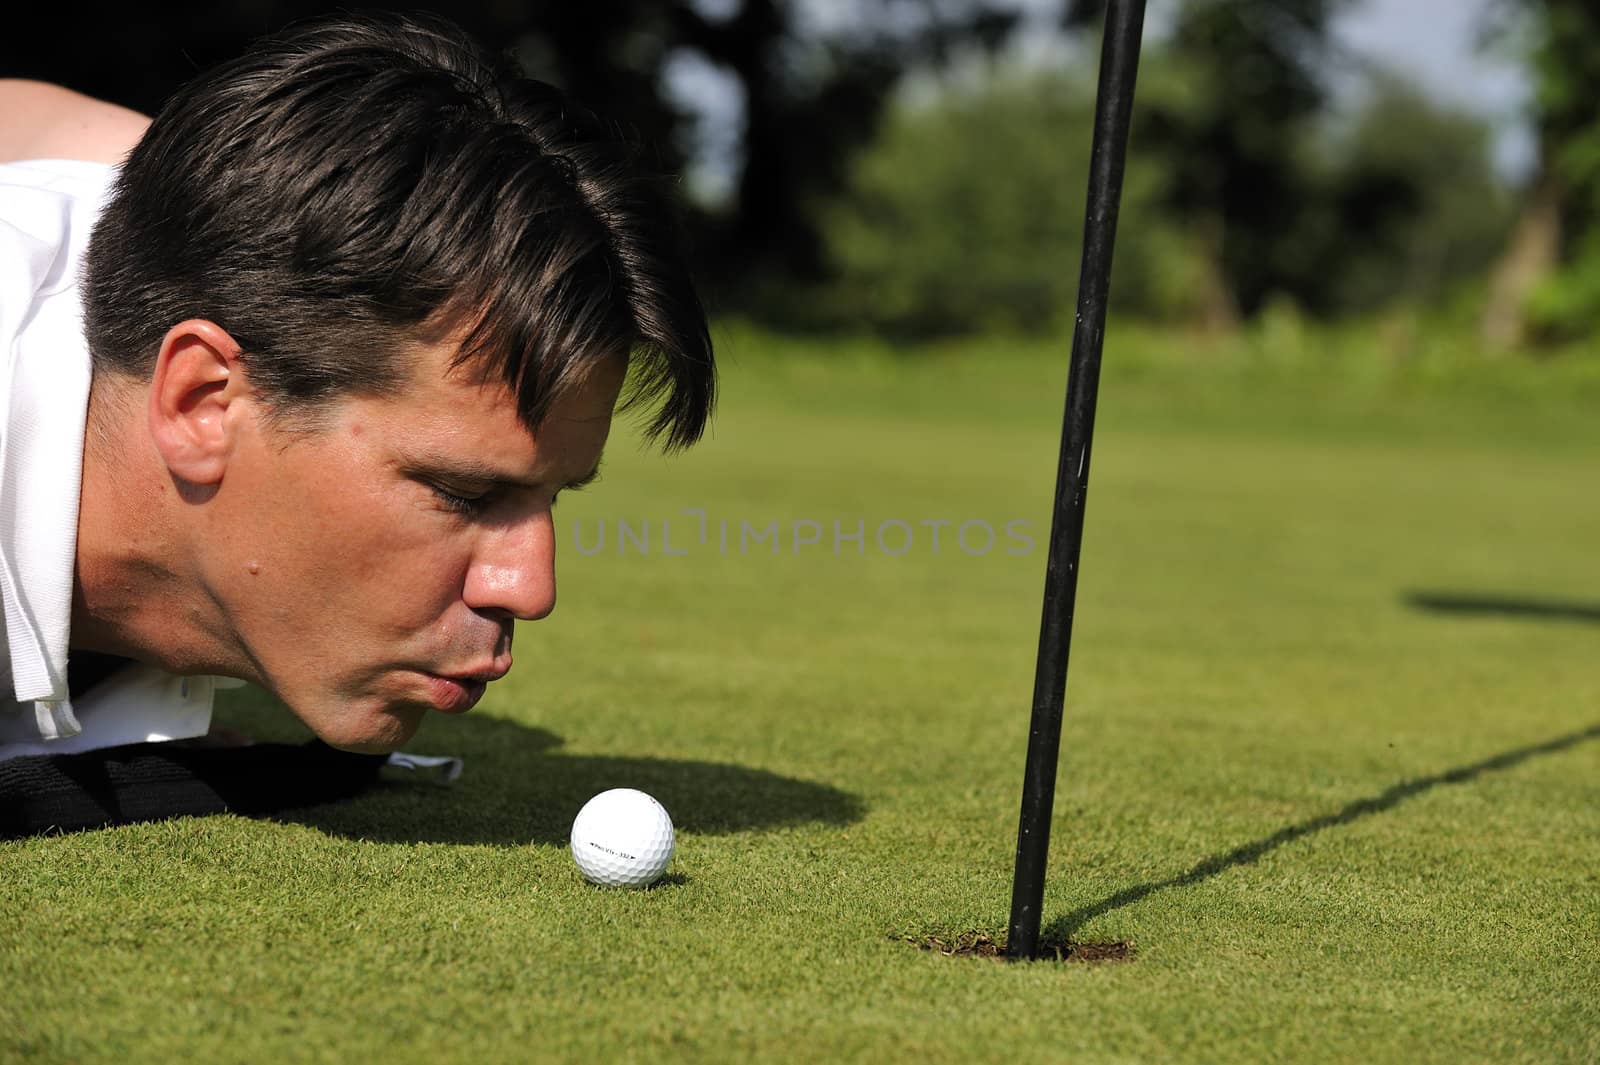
[907,931,1134,964]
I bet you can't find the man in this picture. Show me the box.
[0,13,715,824]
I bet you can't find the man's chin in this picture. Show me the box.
[300,702,425,755]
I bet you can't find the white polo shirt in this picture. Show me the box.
[0,159,224,761]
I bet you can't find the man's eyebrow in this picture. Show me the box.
[414,456,602,491]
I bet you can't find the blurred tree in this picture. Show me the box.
[672,0,1021,292]
[818,68,1201,336]
[1481,0,1600,346]
[815,63,1506,337]
[1311,78,1512,315]
[1092,0,1353,326]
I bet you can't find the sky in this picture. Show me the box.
[1328,0,1532,177]
[797,0,1532,127]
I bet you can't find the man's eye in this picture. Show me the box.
[431,483,489,516]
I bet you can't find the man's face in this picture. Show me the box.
[198,342,625,752]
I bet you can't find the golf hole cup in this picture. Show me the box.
[570,788,675,887]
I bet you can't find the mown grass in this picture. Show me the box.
[3,324,1597,1063]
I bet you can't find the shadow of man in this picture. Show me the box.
[2,691,865,844]
[283,712,865,846]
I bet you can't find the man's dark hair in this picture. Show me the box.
[84,10,713,449]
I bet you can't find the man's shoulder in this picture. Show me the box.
[0,81,149,167]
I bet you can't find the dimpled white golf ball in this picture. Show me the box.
[570,788,675,888]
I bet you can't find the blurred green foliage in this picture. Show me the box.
[815,61,1510,338]
[1143,0,1350,323]
[1518,0,1600,341]
[816,70,1199,336]
[1311,79,1514,315]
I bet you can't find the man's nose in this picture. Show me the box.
[463,508,557,621]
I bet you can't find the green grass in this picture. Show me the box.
[5,325,1599,1063]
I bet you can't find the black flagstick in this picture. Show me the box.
[1006,0,1148,961]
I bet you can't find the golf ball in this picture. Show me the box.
[570,788,675,888]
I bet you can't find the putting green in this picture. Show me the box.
[4,326,1597,1063]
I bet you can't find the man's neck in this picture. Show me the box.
[71,378,243,680]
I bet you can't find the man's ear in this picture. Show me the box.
[147,319,249,486]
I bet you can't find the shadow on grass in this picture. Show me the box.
[282,713,865,846]
[1404,591,1600,625]
[1042,722,1600,941]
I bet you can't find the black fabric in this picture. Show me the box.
[65,652,135,700]
[0,740,387,839]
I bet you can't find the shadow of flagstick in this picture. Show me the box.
[1042,722,1600,943]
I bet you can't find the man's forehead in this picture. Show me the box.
[374,331,625,468]
[379,388,611,486]
[394,331,618,410]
